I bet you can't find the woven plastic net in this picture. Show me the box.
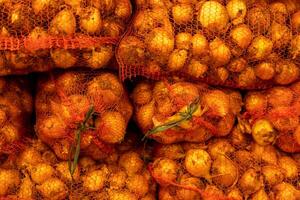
[117,0,300,89]
[35,70,133,161]
[0,0,131,75]
[0,77,32,156]
[131,78,242,144]
[0,133,156,200]
[239,80,300,153]
[150,127,300,200]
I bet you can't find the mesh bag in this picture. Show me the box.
[0,77,32,156]
[0,0,132,75]
[149,126,300,200]
[0,134,156,200]
[131,78,242,144]
[35,70,133,161]
[117,0,300,89]
[240,81,300,153]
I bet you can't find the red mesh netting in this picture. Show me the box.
[0,134,156,200]
[240,81,300,153]
[117,0,300,89]
[149,131,300,200]
[0,0,131,75]
[35,70,133,161]
[131,79,242,144]
[0,77,32,156]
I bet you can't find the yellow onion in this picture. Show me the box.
[175,32,192,50]
[226,0,247,25]
[176,175,203,200]
[229,24,252,55]
[262,165,284,186]
[126,174,149,198]
[227,188,243,200]
[83,165,109,192]
[191,33,209,57]
[269,22,292,49]
[38,116,66,139]
[278,156,298,180]
[79,7,102,34]
[36,178,67,199]
[5,52,32,70]
[237,67,257,88]
[83,45,113,69]
[268,87,293,107]
[172,3,193,24]
[255,62,275,80]
[273,182,300,200]
[27,27,49,56]
[197,1,229,32]
[203,90,230,117]
[32,0,59,15]
[102,19,124,37]
[208,139,235,160]
[0,124,20,143]
[56,161,80,182]
[29,163,55,184]
[248,36,273,61]
[227,57,247,73]
[216,67,229,82]
[252,119,276,146]
[108,190,137,200]
[119,151,144,175]
[0,169,20,196]
[238,168,263,197]
[118,36,145,66]
[154,144,185,160]
[251,143,278,165]
[291,11,300,32]
[17,147,42,168]
[109,169,127,189]
[186,59,208,78]
[90,0,116,14]
[17,173,34,199]
[51,139,71,160]
[152,158,178,184]
[274,60,299,85]
[230,127,248,148]
[167,49,188,71]
[9,3,32,33]
[131,83,152,106]
[49,9,76,35]
[246,5,271,34]
[50,49,77,68]
[114,0,132,21]
[136,101,155,131]
[209,38,231,67]
[251,188,269,200]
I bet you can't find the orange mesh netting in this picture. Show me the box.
[0,77,32,156]
[240,81,300,153]
[35,70,133,162]
[131,79,242,144]
[0,0,132,75]
[0,134,156,200]
[117,0,300,89]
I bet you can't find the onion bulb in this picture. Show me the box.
[216,67,229,82]
[187,59,208,78]
[49,9,76,36]
[273,182,300,200]
[154,144,185,160]
[175,32,192,50]
[114,0,132,21]
[172,3,193,24]
[131,83,152,106]
[203,90,230,117]
[226,0,247,25]
[83,46,113,69]
[167,49,188,71]
[248,36,273,61]
[37,178,67,199]
[197,1,229,32]
[208,139,235,160]
[269,22,292,49]
[109,170,127,190]
[102,19,124,37]
[251,119,276,146]
[108,190,137,200]
[56,161,80,182]
[135,101,155,131]
[262,165,284,186]
[79,7,102,34]
[274,60,299,85]
[83,166,109,192]
[118,36,145,66]
[278,156,298,179]
[51,49,77,68]
[255,62,275,80]
[184,149,211,180]
[270,2,288,24]
[251,188,269,200]
[38,116,66,139]
[227,57,247,73]
[30,163,55,184]
[126,174,149,198]
[17,147,42,168]
[251,143,278,165]
[209,38,231,67]
[237,67,257,88]
[90,0,116,14]
[9,3,32,33]
[17,173,34,199]
[238,168,263,197]
[119,151,144,175]
[0,169,20,196]
[176,175,203,200]
[32,0,59,15]
[268,87,293,107]
[152,158,178,185]
[227,188,243,200]
[191,33,209,57]
[291,11,300,32]
[246,5,271,34]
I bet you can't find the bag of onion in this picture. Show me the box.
[0,0,131,75]
[131,79,242,144]
[240,81,300,153]
[0,77,32,156]
[117,0,300,89]
[35,70,133,176]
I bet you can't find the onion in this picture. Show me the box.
[83,45,113,69]
[172,3,193,24]
[30,163,55,184]
[108,190,137,200]
[184,149,211,180]
[131,83,152,106]
[0,169,20,196]
[32,0,59,15]
[271,107,299,131]
[209,38,231,67]
[262,165,284,186]
[79,7,102,34]
[233,150,256,169]
[109,170,127,189]
[292,11,300,32]
[119,151,144,175]
[294,125,300,145]
[237,67,257,88]
[211,155,238,188]
[269,22,292,49]
[273,182,300,200]
[126,174,149,198]
[238,168,263,197]
[154,144,185,160]
[51,139,71,160]
[216,67,229,82]
[56,161,80,182]
[251,188,269,200]
[246,5,271,34]
[197,1,229,32]
[49,9,76,35]
[278,156,298,180]
[90,0,116,14]
[176,175,203,200]
[251,119,276,146]
[208,139,235,160]
[227,58,247,73]
[36,178,67,199]
[9,3,32,33]
[136,101,155,131]
[228,90,243,115]
[255,62,275,80]
[176,32,192,50]
[267,87,294,107]
[245,92,267,114]
[227,188,243,200]
[251,143,278,165]
[83,166,109,192]
[203,90,230,118]
[114,0,132,21]
[226,0,247,25]
[290,34,300,60]
[167,49,188,71]
[0,124,20,143]
[152,158,178,185]
[248,36,273,61]
[28,27,49,56]
[17,173,34,199]
[191,33,209,57]
[102,19,124,37]
[230,127,248,148]
[17,147,42,168]
[274,60,299,85]
[38,116,66,139]
[118,36,145,66]
[50,49,77,68]
[270,2,288,24]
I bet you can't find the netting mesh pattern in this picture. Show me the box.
[0,0,132,75]
[0,135,156,200]
[0,77,32,156]
[150,131,300,200]
[35,70,133,161]
[117,0,300,89]
[131,79,242,144]
[240,80,300,153]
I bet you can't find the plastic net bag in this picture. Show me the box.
[0,77,32,156]
[0,134,156,200]
[0,0,131,75]
[239,81,300,153]
[131,78,242,144]
[150,126,300,200]
[117,0,300,89]
[35,70,133,163]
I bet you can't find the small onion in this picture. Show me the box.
[273,182,300,200]
[226,0,247,25]
[274,60,299,85]
[255,62,275,80]
[251,188,270,200]
[246,5,271,34]
[152,158,178,185]
[172,3,193,24]
[291,11,300,32]
[186,59,208,78]
[191,33,209,57]
[278,156,298,180]
[79,7,102,34]
[49,9,76,36]
[252,119,276,146]
[175,32,192,50]
[238,168,263,197]
[245,92,267,114]
[208,139,235,160]
[262,165,284,186]
[167,49,188,71]
[209,38,231,67]
[50,49,77,68]
[248,36,273,61]
[267,87,294,107]
[269,22,292,49]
